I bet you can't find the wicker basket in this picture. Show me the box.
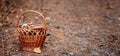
[16,10,47,53]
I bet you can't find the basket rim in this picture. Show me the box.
[16,10,47,30]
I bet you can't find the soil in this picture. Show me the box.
[0,0,120,56]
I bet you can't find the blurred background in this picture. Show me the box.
[0,0,120,56]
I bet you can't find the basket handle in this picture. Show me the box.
[16,10,47,30]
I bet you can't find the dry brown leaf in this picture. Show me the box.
[57,33,64,39]
[33,47,41,53]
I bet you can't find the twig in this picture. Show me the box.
[105,30,120,37]
[72,0,80,18]
[2,39,5,56]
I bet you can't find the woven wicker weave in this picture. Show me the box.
[16,10,47,53]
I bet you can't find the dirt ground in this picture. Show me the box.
[0,0,120,56]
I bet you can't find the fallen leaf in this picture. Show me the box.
[33,47,41,53]
[57,33,64,39]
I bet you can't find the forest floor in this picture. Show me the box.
[0,0,120,56]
